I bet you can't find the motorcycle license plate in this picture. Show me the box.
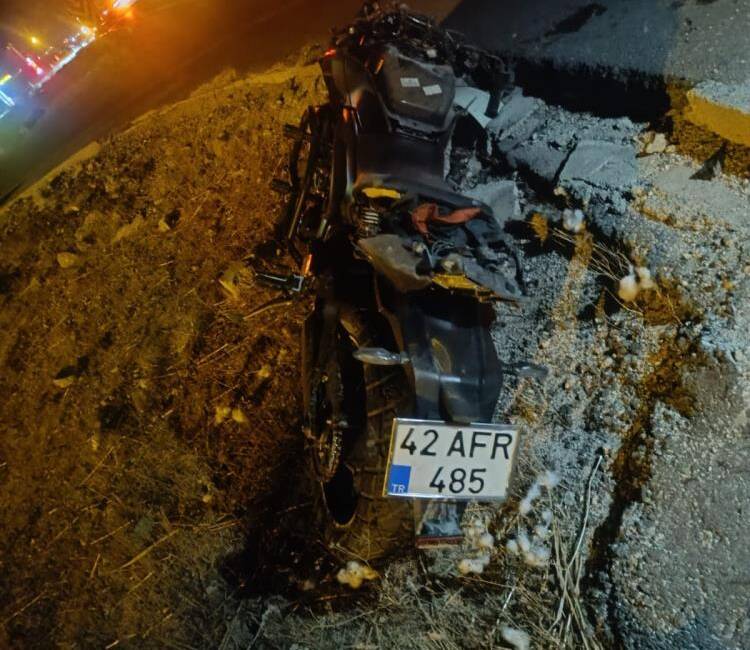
[383,419,518,500]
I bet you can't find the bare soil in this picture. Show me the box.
[0,54,325,649]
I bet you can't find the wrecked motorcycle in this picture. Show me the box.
[261,4,540,559]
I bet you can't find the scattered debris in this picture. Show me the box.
[691,142,727,181]
[643,132,668,155]
[111,215,145,244]
[501,626,530,650]
[219,262,250,300]
[56,252,80,269]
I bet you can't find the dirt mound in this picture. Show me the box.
[0,57,324,648]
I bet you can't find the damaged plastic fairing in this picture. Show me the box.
[356,197,525,301]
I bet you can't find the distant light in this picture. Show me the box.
[80,26,91,35]
[0,89,16,108]
[113,0,136,9]
[0,74,11,86]
[30,36,40,46]
[24,56,45,76]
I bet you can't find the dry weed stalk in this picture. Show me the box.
[551,227,630,283]
[549,455,603,649]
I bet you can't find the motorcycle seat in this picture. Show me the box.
[356,131,445,184]
[355,133,491,214]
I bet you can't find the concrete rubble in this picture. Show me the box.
[482,86,750,650]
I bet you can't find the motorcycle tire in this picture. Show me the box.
[313,317,414,562]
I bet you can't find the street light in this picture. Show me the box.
[30,36,41,47]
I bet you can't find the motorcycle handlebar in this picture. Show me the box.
[333,4,513,87]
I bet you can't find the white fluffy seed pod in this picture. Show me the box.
[458,559,474,575]
[337,562,377,588]
[519,482,541,515]
[618,273,639,302]
[347,573,363,589]
[635,266,656,290]
[361,565,378,581]
[541,509,553,525]
[469,559,486,574]
[214,405,231,425]
[539,470,559,490]
[506,538,519,555]
[466,522,484,540]
[523,551,544,568]
[501,626,530,650]
[533,545,551,563]
[336,568,360,587]
[458,558,485,575]
[533,524,550,539]
[517,531,531,554]
[477,532,495,550]
[523,544,551,568]
[562,208,585,233]
[346,560,363,577]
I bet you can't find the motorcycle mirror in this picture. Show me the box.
[353,348,410,366]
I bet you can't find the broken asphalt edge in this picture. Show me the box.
[505,54,750,176]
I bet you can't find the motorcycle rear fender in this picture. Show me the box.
[375,278,503,424]
[303,275,503,426]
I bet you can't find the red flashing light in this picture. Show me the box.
[323,48,337,58]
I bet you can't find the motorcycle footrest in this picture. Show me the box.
[255,270,305,293]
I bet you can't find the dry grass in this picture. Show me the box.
[0,55,325,648]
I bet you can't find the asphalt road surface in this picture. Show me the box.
[446,0,750,85]
[0,0,458,202]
